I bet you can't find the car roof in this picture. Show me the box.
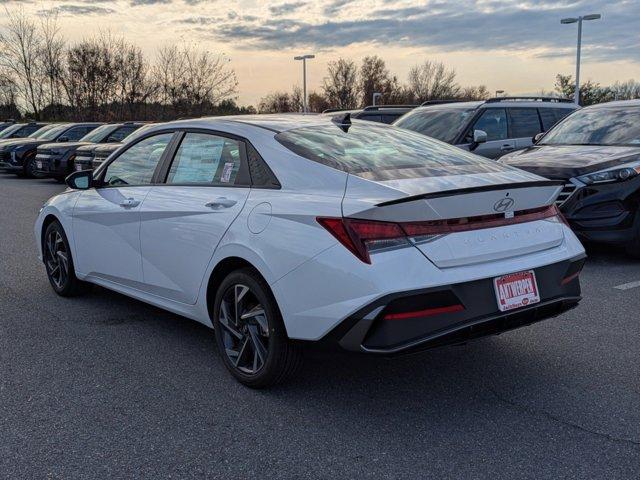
[584,99,640,109]
[147,114,346,134]
[418,98,576,111]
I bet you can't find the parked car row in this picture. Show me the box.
[0,121,145,179]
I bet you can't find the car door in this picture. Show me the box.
[507,108,544,151]
[72,132,175,286]
[138,131,251,304]
[460,108,514,158]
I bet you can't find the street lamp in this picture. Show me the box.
[294,54,315,113]
[372,92,382,106]
[561,13,601,105]
[495,90,504,97]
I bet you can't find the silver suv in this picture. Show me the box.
[394,97,578,159]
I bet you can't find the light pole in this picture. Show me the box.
[561,14,601,105]
[495,90,504,97]
[372,92,382,106]
[294,54,315,113]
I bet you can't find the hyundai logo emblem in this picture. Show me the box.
[493,197,515,212]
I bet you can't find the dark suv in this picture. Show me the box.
[74,142,123,172]
[0,122,48,140]
[0,123,102,178]
[394,97,578,158]
[323,105,417,124]
[36,122,145,181]
[500,100,640,257]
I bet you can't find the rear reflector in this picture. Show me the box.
[317,205,563,264]
[383,304,464,320]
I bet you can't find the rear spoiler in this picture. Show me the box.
[377,180,564,207]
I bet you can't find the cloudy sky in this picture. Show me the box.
[3,0,640,105]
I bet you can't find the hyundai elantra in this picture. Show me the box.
[35,114,585,387]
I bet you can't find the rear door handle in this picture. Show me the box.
[205,197,237,210]
[119,198,140,208]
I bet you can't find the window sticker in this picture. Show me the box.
[221,162,234,183]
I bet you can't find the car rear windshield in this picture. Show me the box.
[393,107,475,143]
[540,106,640,146]
[275,122,509,180]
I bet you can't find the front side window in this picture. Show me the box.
[394,107,475,143]
[34,124,68,141]
[276,123,510,180]
[471,108,508,142]
[103,133,173,186]
[166,133,243,185]
[540,106,640,146]
[66,126,95,141]
[508,108,542,138]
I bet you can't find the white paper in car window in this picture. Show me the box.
[220,162,234,183]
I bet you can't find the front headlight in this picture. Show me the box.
[578,166,640,185]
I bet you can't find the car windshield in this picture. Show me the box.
[393,107,475,143]
[36,124,69,141]
[80,124,111,143]
[275,122,508,179]
[0,124,23,139]
[27,124,55,138]
[540,106,640,146]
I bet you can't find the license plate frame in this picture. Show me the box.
[494,270,540,312]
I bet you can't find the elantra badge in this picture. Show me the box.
[493,197,515,213]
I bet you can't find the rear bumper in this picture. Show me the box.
[320,255,584,355]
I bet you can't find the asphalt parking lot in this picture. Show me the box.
[1,173,639,479]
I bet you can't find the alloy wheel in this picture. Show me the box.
[218,284,270,374]
[45,229,69,290]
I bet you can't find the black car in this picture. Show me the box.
[500,100,640,256]
[323,105,417,124]
[0,122,48,140]
[0,119,16,133]
[35,122,145,181]
[0,123,102,178]
[74,142,122,172]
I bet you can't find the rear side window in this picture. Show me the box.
[103,133,173,186]
[166,132,245,186]
[508,108,542,138]
[275,123,510,180]
[471,108,508,141]
[539,108,573,131]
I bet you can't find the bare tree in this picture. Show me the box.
[322,58,359,109]
[113,38,155,120]
[458,85,490,101]
[153,44,238,118]
[0,9,46,118]
[609,80,640,100]
[407,60,459,102]
[359,56,391,107]
[39,12,65,118]
[258,91,295,113]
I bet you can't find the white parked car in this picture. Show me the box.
[35,114,586,387]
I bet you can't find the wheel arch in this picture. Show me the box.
[40,214,61,259]
[205,256,287,335]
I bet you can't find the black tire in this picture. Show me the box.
[213,268,302,388]
[24,154,47,179]
[43,221,90,296]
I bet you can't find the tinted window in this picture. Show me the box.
[508,108,542,138]
[37,124,70,141]
[21,125,41,136]
[275,123,510,180]
[66,126,94,141]
[471,108,508,141]
[0,124,23,138]
[358,114,382,123]
[540,106,640,146]
[103,133,173,186]
[166,133,243,185]
[539,108,562,131]
[80,125,113,143]
[394,107,475,143]
[106,126,139,142]
[381,114,401,124]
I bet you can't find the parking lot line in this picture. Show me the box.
[614,280,640,291]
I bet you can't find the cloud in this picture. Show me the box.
[200,0,640,63]
[130,0,171,5]
[269,2,308,16]
[37,4,115,16]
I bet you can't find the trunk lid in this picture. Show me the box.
[342,171,565,268]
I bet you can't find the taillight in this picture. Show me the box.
[317,217,407,264]
[318,205,563,264]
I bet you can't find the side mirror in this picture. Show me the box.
[533,132,545,144]
[469,129,487,151]
[66,170,93,190]
[57,136,69,143]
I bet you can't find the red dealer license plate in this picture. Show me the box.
[494,270,540,312]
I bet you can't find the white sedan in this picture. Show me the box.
[35,114,586,387]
